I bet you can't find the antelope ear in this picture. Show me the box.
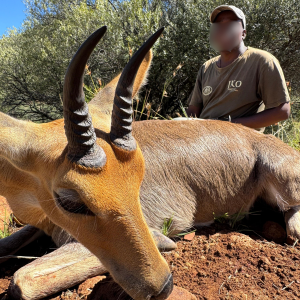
[0,112,39,172]
[90,50,153,112]
[132,49,153,97]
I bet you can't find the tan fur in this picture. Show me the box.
[134,120,300,233]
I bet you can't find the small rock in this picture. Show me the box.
[167,286,197,300]
[260,256,271,265]
[262,221,286,244]
[230,234,253,248]
[183,232,195,241]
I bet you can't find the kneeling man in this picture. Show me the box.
[186,5,290,132]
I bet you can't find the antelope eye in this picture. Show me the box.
[54,189,95,216]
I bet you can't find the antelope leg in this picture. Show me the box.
[8,242,107,300]
[285,206,300,239]
[0,225,44,264]
[150,228,177,251]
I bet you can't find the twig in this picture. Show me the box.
[293,238,299,248]
[282,281,294,291]
[107,0,117,10]
[0,255,39,260]
[218,280,225,294]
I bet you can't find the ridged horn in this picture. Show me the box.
[63,26,107,168]
[110,27,164,151]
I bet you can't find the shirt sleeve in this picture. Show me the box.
[258,57,290,109]
[188,66,204,109]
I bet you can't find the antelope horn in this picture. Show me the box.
[110,28,164,151]
[63,26,107,168]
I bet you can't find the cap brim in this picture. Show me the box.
[210,6,244,23]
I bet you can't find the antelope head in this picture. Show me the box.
[0,26,172,299]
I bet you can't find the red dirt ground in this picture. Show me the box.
[1,198,300,299]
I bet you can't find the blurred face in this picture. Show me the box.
[209,10,246,52]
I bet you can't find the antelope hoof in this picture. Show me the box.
[285,207,300,240]
[0,225,44,264]
[150,228,177,251]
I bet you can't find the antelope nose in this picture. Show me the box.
[151,274,173,300]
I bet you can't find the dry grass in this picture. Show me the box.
[268,117,300,150]
[0,207,12,239]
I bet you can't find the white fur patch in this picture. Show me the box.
[267,183,289,211]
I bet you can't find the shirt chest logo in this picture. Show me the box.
[203,86,213,96]
[228,80,242,92]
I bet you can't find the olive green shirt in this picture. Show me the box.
[188,46,290,131]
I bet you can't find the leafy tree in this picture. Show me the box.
[0,0,299,122]
[0,0,161,121]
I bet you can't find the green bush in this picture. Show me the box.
[0,0,299,123]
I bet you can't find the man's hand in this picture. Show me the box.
[232,102,290,128]
[186,105,201,118]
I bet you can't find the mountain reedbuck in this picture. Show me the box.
[1,26,300,300]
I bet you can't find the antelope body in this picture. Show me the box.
[1,27,300,300]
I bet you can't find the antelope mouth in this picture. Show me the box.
[150,273,173,300]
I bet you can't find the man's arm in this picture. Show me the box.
[232,102,290,129]
[186,105,202,118]
[246,55,291,129]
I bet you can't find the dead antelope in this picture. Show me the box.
[0,27,173,300]
[1,25,300,300]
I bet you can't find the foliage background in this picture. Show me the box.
[0,0,299,131]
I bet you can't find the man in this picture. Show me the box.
[186,5,290,131]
